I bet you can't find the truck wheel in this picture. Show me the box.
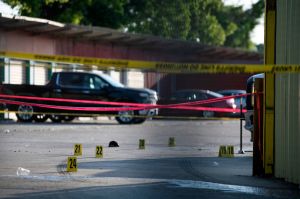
[34,114,49,122]
[133,118,147,124]
[63,115,75,122]
[16,104,35,122]
[115,110,135,124]
[50,115,63,123]
[116,110,147,124]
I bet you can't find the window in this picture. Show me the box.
[59,73,93,89]
[58,73,109,90]
[59,73,83,88]
[90,76,107,90]
[195,93,207,100]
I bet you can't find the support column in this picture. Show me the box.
[48,63,53,81]
[0,58,4,120]
[25,60,31,84]
[121,69,128,86]
[264,0,276,175]
[0,58,4,83]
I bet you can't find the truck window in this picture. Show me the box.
[90,76,107,90]
[58,73,108,90]
[59,73,83,88]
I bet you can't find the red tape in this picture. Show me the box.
[0,94,248,113]
[0,93,250,107]
[0,94,147,107]
[0,98,245,113]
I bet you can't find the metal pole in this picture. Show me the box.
[238,98,245,154]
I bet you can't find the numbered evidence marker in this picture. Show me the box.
[67,157,77,172]
[74,144,82,156]
[95,145,103,158]
[226,145,234,158]
[218,145,227,157]
[218,145,234,158]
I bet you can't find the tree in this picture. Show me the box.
[186,0,226,45]
[123,0,191,39]
[3,0,127,28]
[3,0,264,49]
[123,0,264,48]
[217,0,265,48]
[123,0,226,45]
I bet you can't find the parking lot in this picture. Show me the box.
[0,119,299,198]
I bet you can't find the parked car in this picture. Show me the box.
[217,89,246,117]
[158,89,236,118]
[0,71,158,124]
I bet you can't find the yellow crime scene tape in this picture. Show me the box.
[1,51,300,73]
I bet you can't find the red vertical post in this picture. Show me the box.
[253,78,264,176]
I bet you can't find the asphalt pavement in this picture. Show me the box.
[0,119,299,199]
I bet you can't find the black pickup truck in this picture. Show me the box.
[0,71,158,124]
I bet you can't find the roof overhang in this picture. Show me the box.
[0,13,263,62]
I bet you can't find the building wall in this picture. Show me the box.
[0,30,55,54]
[175,73,251,91]
[127,71,144,88]
[149,73,253,99]
[1,21,264,103]
[7,59,26,84]
[30,62,49,85]
[275,0,300,185]
[0,30,147,88]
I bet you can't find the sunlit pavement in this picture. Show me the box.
[0,119,299,198]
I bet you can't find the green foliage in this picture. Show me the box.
[124,0,191,40]
[3,0,126,27]
[3,0,264,49]
[220,0,265,48]
[125,0,264,48]
[85,0,127,28]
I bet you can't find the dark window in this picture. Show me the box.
[59,73,81,87]
[59,73,89,89]
[59,73,108,90]
[194,93,207,100]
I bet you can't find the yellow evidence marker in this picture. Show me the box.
[95,145,103,158]
[218,145,234,158]
[74,144,82,156]
[226,145,234,158]
[218,145,227,157]
[67,157,77,172]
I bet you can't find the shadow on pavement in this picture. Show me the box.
[5,157,300,199]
